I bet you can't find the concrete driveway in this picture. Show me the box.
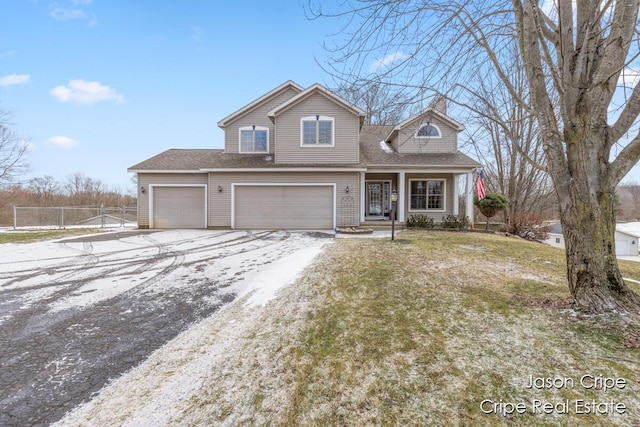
[0,229,330,427]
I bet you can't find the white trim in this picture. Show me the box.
[465,171,474,222]
[364,180,392,219]
[238,125,269,153]
[300,115,335,147]
[398,171,406,222]
[149,184,208,229]
[359,172,366,222]
[128,169,210,174]
[408,178,447,213]
[217,80,304,128]
[268,83,365,118]
[231,183,336,230]
[200,167,367,172]
[415,123,442,139]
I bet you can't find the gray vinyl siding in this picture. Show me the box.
[223,87,300,154]
[403,173,455,222]
[209,171,360,228]
[137,173,208,228]
[393,115,457,153]
[274,93,360,164]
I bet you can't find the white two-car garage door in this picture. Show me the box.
[234,185,334,229]
[152,186,206,228]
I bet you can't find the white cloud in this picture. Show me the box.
[50,80,126,105]
[72,0,93,4]
[0,50,14,59]
[618,68,640,88]
[369,52,410,73]
[46,136,78,149]
[49,3,86,20]
[0,74,31,86]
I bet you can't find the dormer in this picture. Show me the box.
[384,97,464,154]
[217,80,303,154]
[267,83,365,164]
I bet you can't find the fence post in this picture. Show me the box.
[60,207,64,229]
[13,206,16,230]
[101,205,105,228]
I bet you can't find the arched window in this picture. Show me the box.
[415,123,441,138]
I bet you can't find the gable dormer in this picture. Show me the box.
[217,80,303,154]
[267,83,365,164]
[385,99,464,154]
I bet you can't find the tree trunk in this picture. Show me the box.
[559,173,640,314]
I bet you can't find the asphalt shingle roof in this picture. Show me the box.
[128,126,480,171]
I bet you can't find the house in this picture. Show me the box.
[128,81,481,230]
[545,223,640,256]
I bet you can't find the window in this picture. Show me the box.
[410,179,445,211]
[301,115,334,146]
[555,237,561,244]
[239,126,268,153]
[415,123,441,138]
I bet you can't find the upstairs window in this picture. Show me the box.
[301,115,334,146]
[239,126,268,153]
[415,123,441,138]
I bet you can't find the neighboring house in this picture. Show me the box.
[545,223,640,256]
[128,81,481,230]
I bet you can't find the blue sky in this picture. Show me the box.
[0,0,342,191]
[3,1,640,194]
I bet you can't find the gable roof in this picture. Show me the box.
[217,80,304,128]
[267,83,366,123]
[384,106,465,142]
[360,126,481,168]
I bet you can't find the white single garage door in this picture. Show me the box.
[152,186,206,228]
[234,185,334,229]
[616,240,629,256]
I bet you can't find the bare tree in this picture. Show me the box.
[465,47,555,220]
[64,172,104,206]
[335,80,411,125]
[308,0,640,313]
[28,176,61,207]
[0,109,29,186]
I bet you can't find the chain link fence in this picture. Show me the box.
[12,206,137,229]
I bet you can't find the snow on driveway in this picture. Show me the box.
[0,229,331,426]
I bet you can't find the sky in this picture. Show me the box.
[3,1,640,194]
[0,0,344,192]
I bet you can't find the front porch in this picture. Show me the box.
[359,170,475,223]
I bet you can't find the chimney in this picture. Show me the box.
[430,95,446,115]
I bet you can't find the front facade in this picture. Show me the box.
[129,81,481,230]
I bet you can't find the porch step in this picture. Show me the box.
[360,221,406,230]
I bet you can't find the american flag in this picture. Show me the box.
[476,169,486,200]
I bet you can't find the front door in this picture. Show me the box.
[366,181,391,218]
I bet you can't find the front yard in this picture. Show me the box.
[55,231,640,427]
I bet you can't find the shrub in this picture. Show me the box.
[406,214,434,229]
[507,212,552,241]
[441,214,471,230]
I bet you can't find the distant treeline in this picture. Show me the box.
[0,172,136,227]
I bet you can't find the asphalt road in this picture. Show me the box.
[0,229,327,427]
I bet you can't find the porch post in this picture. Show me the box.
[453,174,460,215]
[360,172,366,222]
[398,171,405,222]
[465,171,474,222]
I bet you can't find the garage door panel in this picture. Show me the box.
[235,185,333,229]
[153,186,206,228]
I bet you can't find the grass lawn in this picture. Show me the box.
[234,231,639,426]
[0,229,107,244]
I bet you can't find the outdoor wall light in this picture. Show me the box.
[218,185,223,193]
[345,185,350,193]
[140,186,146,194]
